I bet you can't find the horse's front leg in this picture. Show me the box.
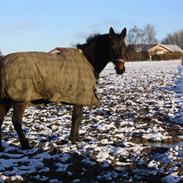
[69,105,83,143]
[12,102,31,149]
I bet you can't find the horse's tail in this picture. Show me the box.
[0,55,4,68]
[0,56,4,99]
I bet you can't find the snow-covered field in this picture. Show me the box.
[0,60,183,183]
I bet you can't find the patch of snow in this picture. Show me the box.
[55,163,68,172]
[162,173,181,183]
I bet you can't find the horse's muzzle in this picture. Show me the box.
[114,59,125,75]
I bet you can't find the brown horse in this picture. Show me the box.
[0,27,127,150]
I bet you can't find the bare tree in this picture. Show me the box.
[126,24,157,46]
[126,26,144,45]
[162,30,183,49]
[143,24,157,46]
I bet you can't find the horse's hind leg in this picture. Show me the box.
[70,105,83,143]
[12,102,31,149]
[0,104,11,151]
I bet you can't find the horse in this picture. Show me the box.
[0,27,127,151]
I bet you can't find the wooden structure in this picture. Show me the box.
[49,47,66,55]
[148,44,183,60]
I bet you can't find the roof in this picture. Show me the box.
[48,47,65,54]
[160,44,183,52]
[149,44,183,53]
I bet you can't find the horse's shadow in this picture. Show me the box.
[0,141,125,183]
[0,139,175,183]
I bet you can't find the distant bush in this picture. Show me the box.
[151,52,182,61]
[126,45,149,61]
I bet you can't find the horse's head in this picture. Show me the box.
[108,27,127,74]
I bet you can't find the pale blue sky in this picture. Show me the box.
[0,0,183,54]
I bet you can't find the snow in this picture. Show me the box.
[162,173,181,183]
[55,163,68,172]
[0,60,183,182]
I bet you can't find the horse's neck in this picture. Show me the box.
[81,40,109,75]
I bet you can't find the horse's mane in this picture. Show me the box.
[76,33,108,48]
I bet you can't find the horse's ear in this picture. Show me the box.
[109,27,115,38]
[120,28,127,38]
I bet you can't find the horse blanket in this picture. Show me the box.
[0,49,99,106]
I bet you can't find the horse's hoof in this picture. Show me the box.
[71,140,76,144]
[69,136,77,144]
[0,146,5,152]
[70,138,76,144]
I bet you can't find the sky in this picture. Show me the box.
[0,0,183,55]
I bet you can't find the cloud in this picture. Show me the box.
[73,30,100,40]
[72,19,123,42]
[13,19,39,30]
[73,32,90,39]
[0,18,39,32]
[91,19,124,30]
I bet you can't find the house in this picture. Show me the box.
[149,44,183,54]
[48,47,65,54]
[148,44,183,60]
[49,47,79,56]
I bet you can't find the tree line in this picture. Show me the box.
[126,24,157,46]
[126,24,183,49]
[125,24,183,61]
[161,31,183,49]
